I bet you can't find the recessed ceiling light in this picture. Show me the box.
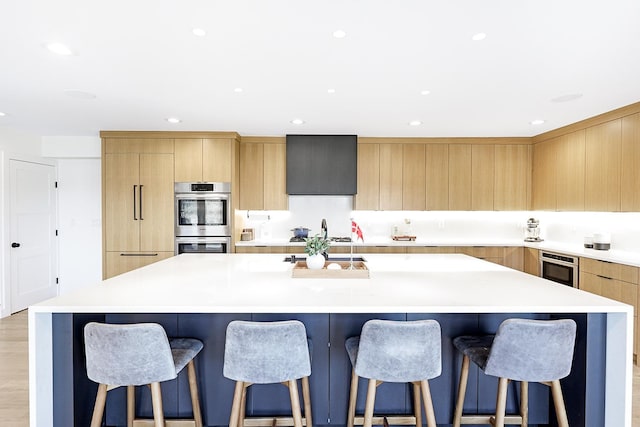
[0,112,6,117]
[409,120,422,126]
[290,119,305,125]
[420,90,431,95]
[551,93,583,103]
[327,89,336,94]
[192,28,206,37]
[166,117,181,124]
[530,119,546,125]
[234,87,243,93]
[471,33,487,41]
[333,30,347,39]
[64,90,96,100]
[46,42,73,55]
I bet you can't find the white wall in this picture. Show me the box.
[42,136,102,295]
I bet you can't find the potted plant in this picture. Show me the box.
[304,234,331,269]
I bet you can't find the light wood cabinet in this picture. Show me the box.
[104,152,174,252]
[471,145,495,210]
[580,257,639,355]
[105,252,174,278]
[239,141,287,210]
[425,145,449,210]
[621,113,640,211]
[402,144,426,210]
[449,145,472,210]
[102,136,175,279]
[379,144,403,210]
[175,138,235,182]
[531,139,557,210]
[494,145,530,210]
[523,248,540,276]
[585,120,622,211]
[556,131,586,211]
[502,247,524,271]
[406,246,457,254]
[355,144,380,210]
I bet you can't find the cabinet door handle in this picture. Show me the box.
[139,185,144,220]
[597,274,613,280]
[119,253,158,257]
[133,185,138,220]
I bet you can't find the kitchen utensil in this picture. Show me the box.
[291,227,311,238]
[524,218,543,242]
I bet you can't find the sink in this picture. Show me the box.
[284,256,367,263]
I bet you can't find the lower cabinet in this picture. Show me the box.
[104,252,174,279]
[523,248,540,276]
[579,257,639,356]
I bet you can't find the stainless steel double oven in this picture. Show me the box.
[174,182,231,254]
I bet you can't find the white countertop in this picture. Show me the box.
[236,238,640,267]
[31,253,630,314]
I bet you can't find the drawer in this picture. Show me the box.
[456,246,504,258]
[406,246,457,254]
[580,272,637,308]
[580,258,638,283]
[358,246,407,254]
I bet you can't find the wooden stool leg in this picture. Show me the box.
[412,382,422,427]
[301,376,313,427]
[453,355,470,427]
[240,384,248,427]
[288,379,303,427]
[229,381,244,427]
[363,379,378,427]
[520,381,528,427]
[127,385,135,427]
[187,361,203,427]
[347,369,359,427]
[420,380,436,427]
[493,378,509,427]
[149,382,165,427]
[550,380,569,427]
[90,383,108,427]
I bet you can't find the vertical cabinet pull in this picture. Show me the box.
[133,185,138,220]
[139,185,144,220]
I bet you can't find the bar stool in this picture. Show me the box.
[452,318,577,427]
[345,319,442,427]
[223,320,313,427]
[84,322,204,427]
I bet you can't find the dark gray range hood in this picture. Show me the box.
[286,134,357,195]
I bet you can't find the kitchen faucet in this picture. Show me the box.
[321,218,328,239]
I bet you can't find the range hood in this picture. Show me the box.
[286,134,357,195]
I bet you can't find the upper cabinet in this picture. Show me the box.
[379,143,403,210]
[239,139,287,210]
[585,120,621,211]
[556,131,585,211]
[471,145,495,210]
[175,137,235,182]
[621,113,640,211]
[355,143,380,210]
[448,144,472,210]
[425,144,449,210]
[531,139,557,210]
[402,144,426,210]
[494,144,530,210]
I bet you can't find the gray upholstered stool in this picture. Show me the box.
[84,322,204,427]
[224,320,313,427]
[452,318,577,427]
[345,319,442,427]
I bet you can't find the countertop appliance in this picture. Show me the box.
[174,182,231,254]
[525,218,543,242]
[539,251,578,287]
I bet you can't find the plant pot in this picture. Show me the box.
[306,254,326,270]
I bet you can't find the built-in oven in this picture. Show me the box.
[175,182,231,237]
[175,236,231,255]
[539,251,579,287]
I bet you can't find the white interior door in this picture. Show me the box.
[9,160,58,313]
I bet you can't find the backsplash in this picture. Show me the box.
[238,197,640,253]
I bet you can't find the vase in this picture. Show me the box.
[306,254,326,270]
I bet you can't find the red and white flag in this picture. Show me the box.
[351,220,364,242]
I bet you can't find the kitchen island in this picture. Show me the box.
[29,253,633,426]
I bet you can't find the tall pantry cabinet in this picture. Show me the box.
[102,136,175,278]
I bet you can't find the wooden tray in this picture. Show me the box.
[291,261,370,279]
[392,235,416,241]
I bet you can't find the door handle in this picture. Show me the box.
[11,242,20,248]
[133,185,138,220]
[139,185,144,220]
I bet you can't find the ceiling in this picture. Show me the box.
[1,0,640,138]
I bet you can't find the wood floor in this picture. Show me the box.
[1,310,640,426]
